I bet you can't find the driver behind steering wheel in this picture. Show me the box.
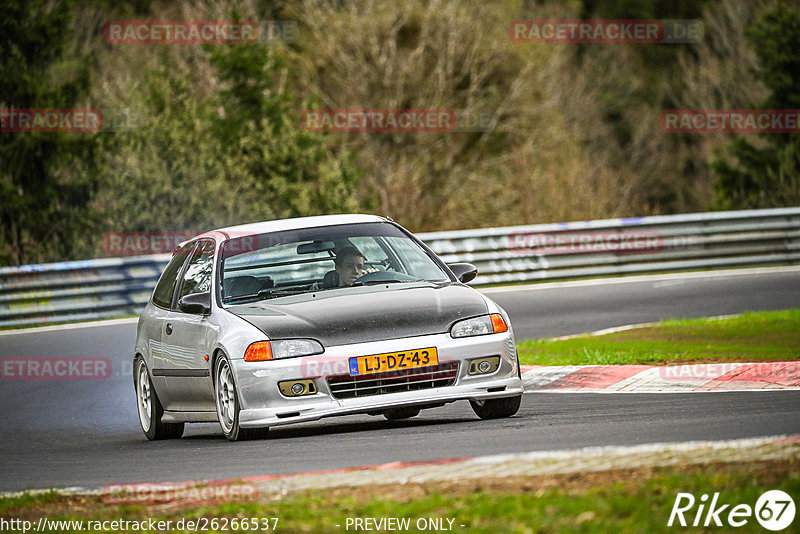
[333,245,377,286]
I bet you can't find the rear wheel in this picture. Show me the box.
[383,407,421,420]
[214,356,268,441]
[134,358,184,440]
[470,395,522,420]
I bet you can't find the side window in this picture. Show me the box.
[152,244,194,309]
[177,240,215,301]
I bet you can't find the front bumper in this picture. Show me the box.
[231,331,523,428]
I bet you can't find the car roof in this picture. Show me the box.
[197,214,389,241]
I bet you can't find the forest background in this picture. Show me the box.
[1,0,798,265]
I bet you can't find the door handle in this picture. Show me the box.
[165,323,173,335]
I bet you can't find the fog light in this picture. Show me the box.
[279,379,317,397]
[468,356,500,375]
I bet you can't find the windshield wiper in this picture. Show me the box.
[351,279,426,287]
[224,288,308,304]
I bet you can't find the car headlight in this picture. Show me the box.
[244,339,324,362]
[450,313,508,338]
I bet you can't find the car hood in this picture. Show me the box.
[226,283,489,347]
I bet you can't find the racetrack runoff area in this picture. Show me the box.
[1,435,797,532]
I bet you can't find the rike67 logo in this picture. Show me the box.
[668,490,795,530]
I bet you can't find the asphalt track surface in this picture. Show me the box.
[1,267,799,492]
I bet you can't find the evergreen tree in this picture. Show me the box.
[207,41,361,219]
[0,0,96,265]
[712,2,800,209]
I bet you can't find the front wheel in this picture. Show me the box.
[134,358,184,440]
[214,356,268,441]
[470,395,522,420]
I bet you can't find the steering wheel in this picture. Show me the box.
[351,271,385,285]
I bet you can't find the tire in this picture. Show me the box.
[383,407,421,420]
[134,358,184,440]
[470,395,522,420]
[214,356,269,441]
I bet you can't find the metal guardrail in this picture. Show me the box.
[1,208,798,329]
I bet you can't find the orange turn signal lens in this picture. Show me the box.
[490,313,508,333]
[244,341,273,362]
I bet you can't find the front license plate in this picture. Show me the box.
[348,347,438,376]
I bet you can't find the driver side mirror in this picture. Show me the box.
[448,263,478,284]
[178,292,211,315]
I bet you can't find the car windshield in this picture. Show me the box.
[219,222,450,304]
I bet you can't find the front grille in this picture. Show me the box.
[327,361,459,399]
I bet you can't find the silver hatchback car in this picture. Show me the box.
[133,214,523,440]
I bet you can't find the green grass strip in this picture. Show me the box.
[517,309,800,366]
